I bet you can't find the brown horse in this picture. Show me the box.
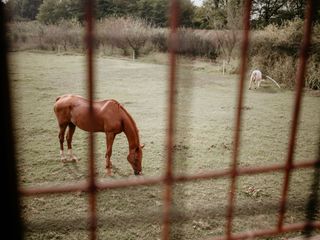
[53,94,144,175]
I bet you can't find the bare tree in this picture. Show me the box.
[97,17,150,58]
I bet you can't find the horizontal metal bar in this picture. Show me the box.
[209,221,320,240]
[21,197,316,230]
[20,159,318,196]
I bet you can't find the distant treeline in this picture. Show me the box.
[4,0,320,29]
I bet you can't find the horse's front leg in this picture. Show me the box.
[58,124,68,162]
[248,77,254,90]
[105,132,115,176]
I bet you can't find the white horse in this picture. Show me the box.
[248,69,280,90]
[248,70,262,89]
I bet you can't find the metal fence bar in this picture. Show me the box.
[226,0,252,238]
[162,1,179,239]
[84,0,97,239]
[20,159,318,196]
[303,145,320,237]
[0,2,23,239]
[8,0,320,239]
[277,0,315,230]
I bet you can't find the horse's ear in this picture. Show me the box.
[140,144,145,149]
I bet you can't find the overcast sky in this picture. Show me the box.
[193,0,204,7]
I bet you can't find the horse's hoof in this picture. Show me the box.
[134,170,142,176]
[105,168,112,176]
[67,154,79,162]
[135,173,144,178]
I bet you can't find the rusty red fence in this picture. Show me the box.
[2,0,320,239]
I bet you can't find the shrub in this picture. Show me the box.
[150,28,220,60]
[306,55,320,90]
[56,20,83,50]
[8,20,83,51]
[176,28,219,60]
[8,21,43,50]
[96,18,129,55]
[150,28,168,52]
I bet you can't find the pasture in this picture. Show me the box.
[10,51,320,239]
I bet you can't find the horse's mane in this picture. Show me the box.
[117,102,140,145]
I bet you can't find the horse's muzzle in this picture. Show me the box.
[134,170,142,176]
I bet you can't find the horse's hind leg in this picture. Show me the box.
[257,79,261,88]
[58,124,68,162]
[248,75,254,90]
[66,123,79,162]
[105,132,115,175]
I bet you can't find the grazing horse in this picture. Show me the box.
[248,69,263,90]
[248,69,281,90]
[53,94,144,175]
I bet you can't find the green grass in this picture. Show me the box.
[10,51,320,240]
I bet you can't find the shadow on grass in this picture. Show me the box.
[24,198,313,233]
[253,85,284,94]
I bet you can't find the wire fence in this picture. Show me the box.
[11,0,320,239]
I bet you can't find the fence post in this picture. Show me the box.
[0,3,23,240]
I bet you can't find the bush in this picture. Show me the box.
[150,29,168,52]
[8,20,83,51]
[306,55,320,90]
[8,21,44,50]
[150,28,220,60]
[8,19,226,61]
[96,18,220,60]
[176,28,219,60]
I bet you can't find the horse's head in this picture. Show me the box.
[127,144,144,175]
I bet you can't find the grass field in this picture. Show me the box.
[10,51,320,240]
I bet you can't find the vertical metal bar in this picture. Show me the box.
[85,0,97,239]
[162,0,179,239]
[0,3,23,239]
[226,0,252,238]
[277,0,314,230]
[303,139,320,237]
